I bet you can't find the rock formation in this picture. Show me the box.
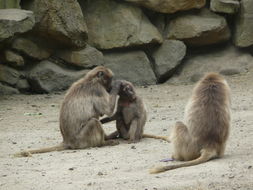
[0,0,253,94]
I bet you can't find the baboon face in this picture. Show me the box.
[96,70,113,92]
[119,81,136,101]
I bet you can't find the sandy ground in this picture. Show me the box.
[1,71,253,190]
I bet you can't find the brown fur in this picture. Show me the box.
[101,80,169,143]
[15,66,121,157]
[150,73,231,173]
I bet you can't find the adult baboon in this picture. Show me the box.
[150,73,231,173]
[15,66,121,157]
[101,80,169,143]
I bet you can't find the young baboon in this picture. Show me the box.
[101,80,169,143]
[150,72,231,173]
[15,66,121,157]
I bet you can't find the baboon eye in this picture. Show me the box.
[97,71,104,78]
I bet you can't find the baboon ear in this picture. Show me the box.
[97,71,104,78]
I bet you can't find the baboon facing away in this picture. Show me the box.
[15,66,121,157]
[101,80,169,143]
[150,73,231,173]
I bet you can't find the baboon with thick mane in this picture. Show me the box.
[101,80,169,143]
[15,66,121,157]
[150,72,231,173]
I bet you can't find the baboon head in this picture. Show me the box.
[119,80,136,101]
[88,66,114,91]
[97,70,113,91]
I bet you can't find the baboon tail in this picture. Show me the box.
[149,149,217,174]
[14,143,66,157]
[143,134,170,142]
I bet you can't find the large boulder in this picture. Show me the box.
[168,46,253,84]
[125,0,205,14]
[22,0,88,48]
[152,40,186,82]
[81,0,162,50]
[210,0,240,14]
[16,79,30,92]
[104,51,156,85]
[167,9,231,46]
[234,0,253,47]
[27,60,89,93]
[11,38,51,60]
[0,83,19,95]
[3,50,25,67]
[0,9,35,41]
[56,45,104,69]
[0,64,20,85]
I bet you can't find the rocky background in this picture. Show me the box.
[0,0,253,94]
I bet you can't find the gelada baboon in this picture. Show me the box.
[150,72,231,173]
[15,66,121,157]
[101,80,169,143]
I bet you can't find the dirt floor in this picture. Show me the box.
[1,71,253,190]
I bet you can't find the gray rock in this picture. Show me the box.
[104,51,156,85]
[0,82,19,95]
[0,9,35,41]
[22,0,88,48]
[152,40,186,82]
[167,9,231,46]
[210,0,240,14]
[234,0,253,47]
[125,0,205,13]
[4,50,24,67]
[28,60,89,93]
[16,79,30,91]
[0,64,20,85]
[11,38,51,60]
[81,0,162,50]
[168,46,253,84]
[56,45,104,68]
